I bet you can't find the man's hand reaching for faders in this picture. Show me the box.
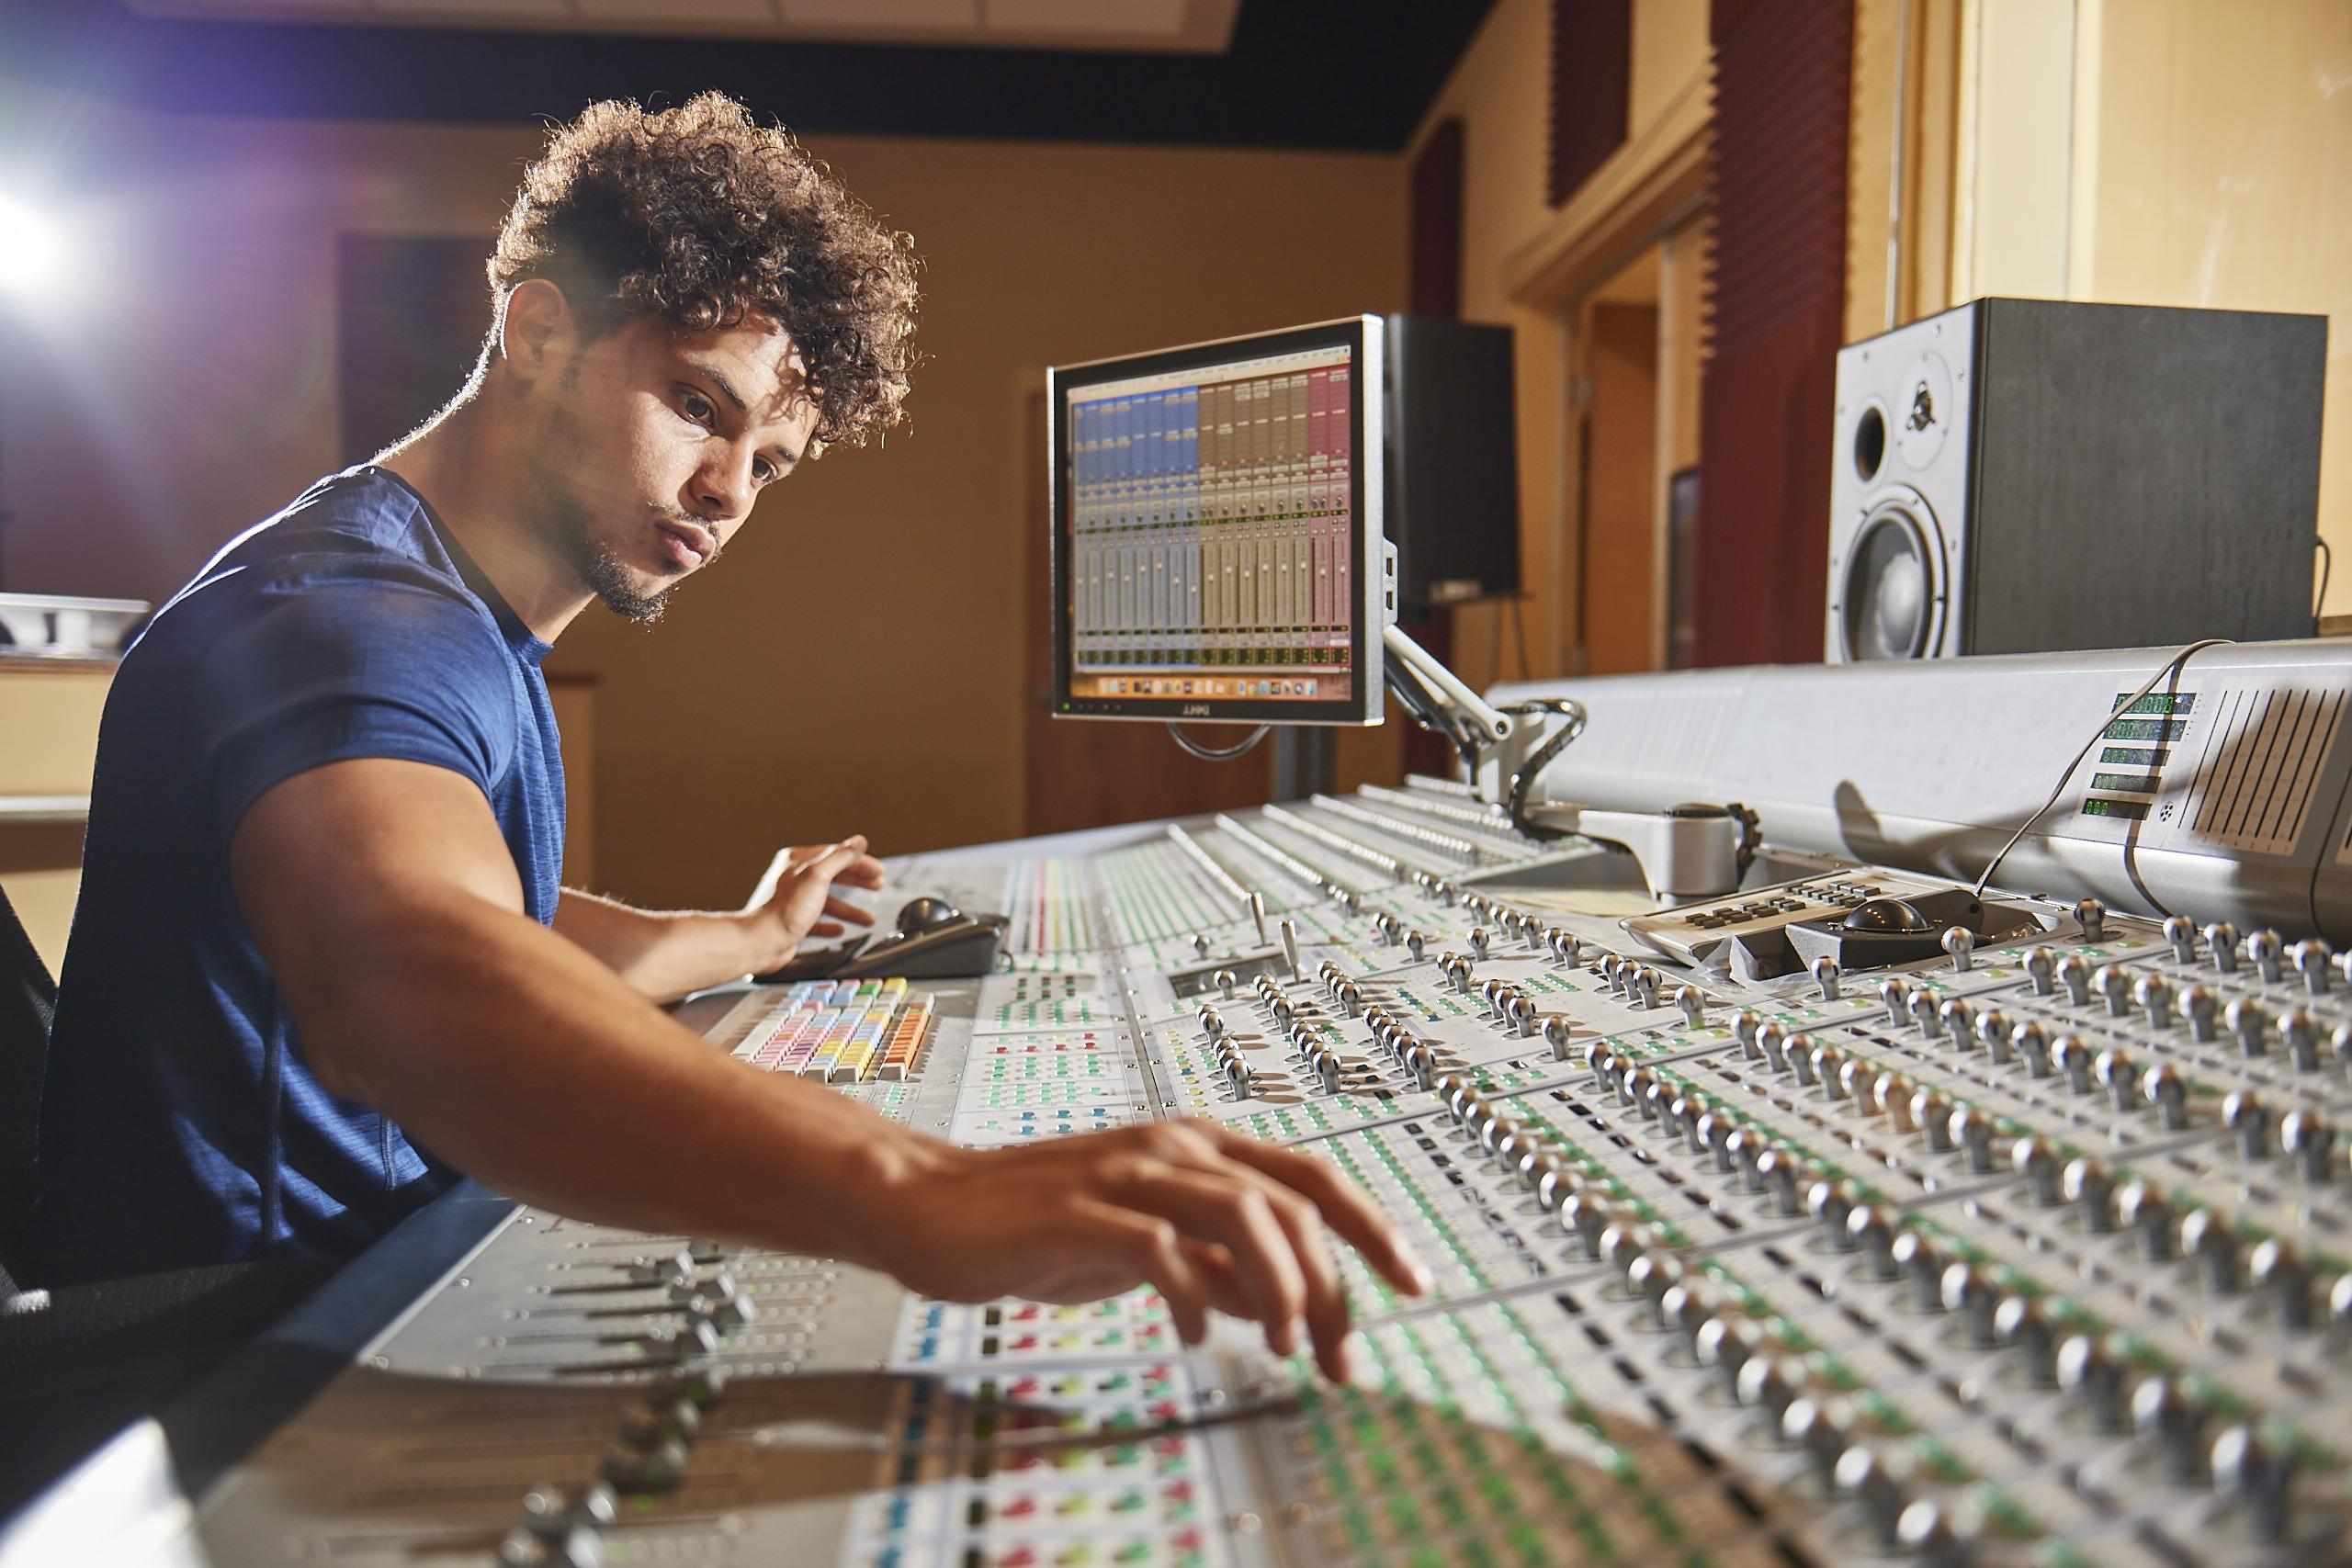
[864,1119,1431,1383]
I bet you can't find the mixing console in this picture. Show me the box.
[18,774,2352,1568]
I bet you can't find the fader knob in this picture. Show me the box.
[1839,1058,1877,1109]
[1975,1009,2013,1063]
[1338,981,1364,1019]
[1758,1147,1804,1213]
[1736,1356,1801,1421]
[2094,1049,2140,1112]
[1994,1294,2059,1385]
[2292,938,2334,995]
[1543,1015,1574,1060]
[2010,1021,2052,1077]
[2250,1237,2315,1329]
[1508,992,1538,1038]
[1627,1251,1684,1325]
[2023,947,2057,997]
[1632,967,1663,1010]
[2280,1009,2321,1070]
[2204,921,2240,974]
[2228,998,2268,1056]
[1834,1446,1908,1550]
[1560,1191,1611,1258]
[1811,956,1842,1001]
[1880,976,1911,1024]
[1758,1022,1792,1075]
[1939,997,1977,1050]
[1808,1180,1860,1250]
[2282,1110,2335,1182]
[1781,1397,1850,1490]
[1891,1231,1944,1312]
[1876,1073,1917,1130]
[2249,929,2284,985]
[2181,984,2221,1042]
[2143,1063,2191,1129]
[1314,1049,1341,1094]
[2116,1179,2177,1259]
[1894,1501,1973,1568]
[2074,898,2107,942]
[1847,1205,1900,1279]
[1948,1105,1994,1170]
[2132,973,2173,1031]
[2011,1138,2063,1205]
[2133,1375,2207,1483]
[2055,953,2091,1008]
[2223,1090,2274,1158]
[2211,1424,2295,1544]
[1191,933,1211,958]
[1467,926,1490,961]
[2091,965,2132,1018]
[2063,1158,2117,1231]
[2055,1335,2129,1431]
[1941,926,1975,973]
[627,1251,695,1286]
[2164,915,2198,964]
[1695,1315,1765,1398]
[1810,1042,1845,1097]
[1406,931,1428,963]
[1941,1264,1998,1346]
[2181,1208,2243,1292]
[1905,991,1940,1038]
[1909,1090,1947,1152]
[1673,987,1705,1029]
[2051,1034,2095,1095]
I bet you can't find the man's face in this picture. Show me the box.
[522,310,819,623]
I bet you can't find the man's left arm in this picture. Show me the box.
[556,837,886,1001]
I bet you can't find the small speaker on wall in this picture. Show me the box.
[1825,298,2327,662]
[1385,316,1522,613]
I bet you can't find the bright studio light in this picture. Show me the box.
[0,193,59,293]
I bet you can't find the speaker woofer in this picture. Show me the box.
[1835,493,1945,661]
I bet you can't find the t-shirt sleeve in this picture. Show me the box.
[190,562,520,848]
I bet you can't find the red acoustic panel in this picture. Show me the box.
[1695,0,1854,667]
[1549,0,1634,209]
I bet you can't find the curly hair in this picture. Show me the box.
[490,93,920,452]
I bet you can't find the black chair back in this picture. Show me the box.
[0,885,57,1292]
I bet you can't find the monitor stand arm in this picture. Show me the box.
[1376,590,1752,903]
[1382,622,1513,769]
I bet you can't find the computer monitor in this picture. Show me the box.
[1049,316,1389,728]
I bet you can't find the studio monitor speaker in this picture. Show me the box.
[1385,316,1521,612]
[1825,298,2326,662]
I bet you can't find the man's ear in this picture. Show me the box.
[497,278,574,383]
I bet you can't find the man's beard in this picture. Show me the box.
[529,363,673,626]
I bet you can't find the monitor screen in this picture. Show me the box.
[1049,316,1387,727]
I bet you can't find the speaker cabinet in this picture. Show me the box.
[1825,298,2326,661]
[1385,316,1521,612]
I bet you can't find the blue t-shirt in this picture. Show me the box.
[28,466,564,1286]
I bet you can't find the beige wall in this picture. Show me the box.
[1879,0,2350,614]
[1408,0,1710,686]
[1,90,1403,909]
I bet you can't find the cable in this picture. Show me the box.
[1165,722,1271,761]
[1509,594,1532,682]
[1969,638,2232,899]
[1499,697,1589,840]
[2316,536,2333,627]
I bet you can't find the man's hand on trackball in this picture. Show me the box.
[756,835,888,952]
[870,1120,1432,1383]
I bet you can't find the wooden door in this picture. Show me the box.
[1576,302,1662,674]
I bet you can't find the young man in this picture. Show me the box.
[28,95,1422,1381]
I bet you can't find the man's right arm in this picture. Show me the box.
[231,760,1427,1380]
